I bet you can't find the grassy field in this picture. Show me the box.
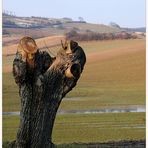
[3,39,146,111]
[2,39,146,144]
[3,113,145,143]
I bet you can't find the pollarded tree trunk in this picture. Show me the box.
[13,37,86,148]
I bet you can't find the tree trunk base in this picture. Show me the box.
[9,140,55,148]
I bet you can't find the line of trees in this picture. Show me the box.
[65,30,139,41]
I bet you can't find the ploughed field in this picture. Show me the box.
[3,38,146,144]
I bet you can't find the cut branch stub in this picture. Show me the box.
[49,40,86,78]
[65,63,81,78]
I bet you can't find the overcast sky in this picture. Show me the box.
[3,0,145,28]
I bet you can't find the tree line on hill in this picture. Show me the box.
[65,30,144,41]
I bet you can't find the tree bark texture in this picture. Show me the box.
[13,37,86,148]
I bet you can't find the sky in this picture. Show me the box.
[3,0,146,28]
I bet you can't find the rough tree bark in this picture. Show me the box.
[12,37,86,148]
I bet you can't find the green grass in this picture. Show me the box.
[3,72,20,112]
[3,112,145,143]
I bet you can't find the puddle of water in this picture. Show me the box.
[3,112,20,116]
[3,107,145,116]
[58,107,145,115]
[63,97,82,101]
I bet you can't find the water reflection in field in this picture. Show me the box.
[3,106,145,116]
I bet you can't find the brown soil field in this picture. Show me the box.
[3,35,65,72]
[80,40,145,87]
[88,43,145,63]
[2,35,65,56]
[2,35,23,46]
[3,39,145,76]
[3,27,65,41]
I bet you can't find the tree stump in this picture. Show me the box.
[12,37,86,148]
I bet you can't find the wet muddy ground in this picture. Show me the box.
[3,140,145,148]
[55,140,145,148]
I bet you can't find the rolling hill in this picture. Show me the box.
[3,13,145,47]
[3,13,122,46]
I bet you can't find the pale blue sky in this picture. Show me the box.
[3,0,145,28]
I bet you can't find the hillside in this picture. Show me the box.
[3,13,123,46]
[122,27,146,33]
[3,13,120,33]
[3,13,146,46]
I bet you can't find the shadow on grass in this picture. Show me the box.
[3,140,145,148]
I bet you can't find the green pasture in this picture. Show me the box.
[3,112,145,143]
[2,71,145,112]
